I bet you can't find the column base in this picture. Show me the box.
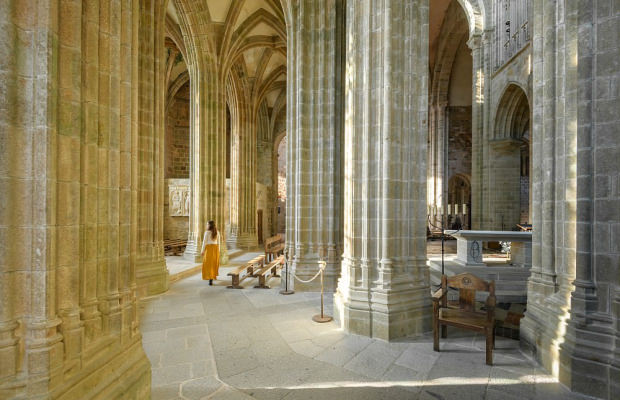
[554,317,618,400]
[519,280,571,375]
[183,240,202,263]
[334,286,432,341]
[226,232,258,250]
[54,340,151,400]
[136,258,169,297]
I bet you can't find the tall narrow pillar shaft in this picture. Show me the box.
[135,0,169,296]
[468,34,485,229]
[227,74,258,250]
[285,0,345,291]
[334,0,431,340]
[175,1,229,264]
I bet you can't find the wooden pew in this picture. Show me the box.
[164,239,187,256]
[226,255,265,289]
[254,255,285,289]
[264,234,285,262]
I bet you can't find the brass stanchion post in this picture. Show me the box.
[312,260,332,323]
[279,248,294,295]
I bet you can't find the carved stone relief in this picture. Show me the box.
[168,179,190,216]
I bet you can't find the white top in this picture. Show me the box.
[201,231,220,253]
[446,230,532,242]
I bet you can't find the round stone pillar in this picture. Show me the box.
[334,0,431,340]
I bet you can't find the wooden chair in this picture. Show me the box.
[432,273,496,365]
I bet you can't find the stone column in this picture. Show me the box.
[285,0,345,291]
[520,0,567,367]
[334,0,431,340]
[427,103,447,229]
[175,0,229,264]
[557,1,620,398]
[227,72,258,250]
[516,3,620,398]
[468,33,485,229]
[135,0,169,296]
[256,102,276,242]
[0,0,150,397]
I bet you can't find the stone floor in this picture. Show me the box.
[140,254,587,400]
[165,256,200,277]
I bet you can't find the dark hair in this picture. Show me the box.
[207,220,218,240]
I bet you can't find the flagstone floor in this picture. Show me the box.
[140,253,586,400]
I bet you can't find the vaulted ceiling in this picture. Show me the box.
[165,0,287,116]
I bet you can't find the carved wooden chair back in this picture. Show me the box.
[442,273,495,312]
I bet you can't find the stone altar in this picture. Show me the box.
[429,230,533,303]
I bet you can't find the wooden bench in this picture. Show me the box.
[254,255,285,289]
[164,239,187,256]
[432,273,496,365]
[264,234,285,262]
[226,255,265,289]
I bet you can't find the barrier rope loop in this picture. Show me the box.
[292,260,326,284]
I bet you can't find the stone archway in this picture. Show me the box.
[428,0,473,230]
[489,84,531,230]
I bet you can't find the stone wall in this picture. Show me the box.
[164,84,190,241]
[164,179,189,240]
[485,47,532,230]
[165,83,190,178]
[448,106,472,179]
[520,175,529,223]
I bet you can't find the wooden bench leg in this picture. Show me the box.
[486,328,493,365]
[227,274,243,289]
[254,274,270,289]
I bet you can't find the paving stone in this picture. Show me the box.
[150,383,181,400]
[343,341,401,378]
[151,363,193,386]
[313,344,358,367]
[287,339,325,359]
[208,385,260,400]
[180,376,222,400]
[276,327,315,343]
[191,360,218,378]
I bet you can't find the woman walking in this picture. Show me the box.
[201,220,220,285]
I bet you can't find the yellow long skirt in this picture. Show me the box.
[202,244,220,280]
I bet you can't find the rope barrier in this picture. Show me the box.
[292,260,326,284]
